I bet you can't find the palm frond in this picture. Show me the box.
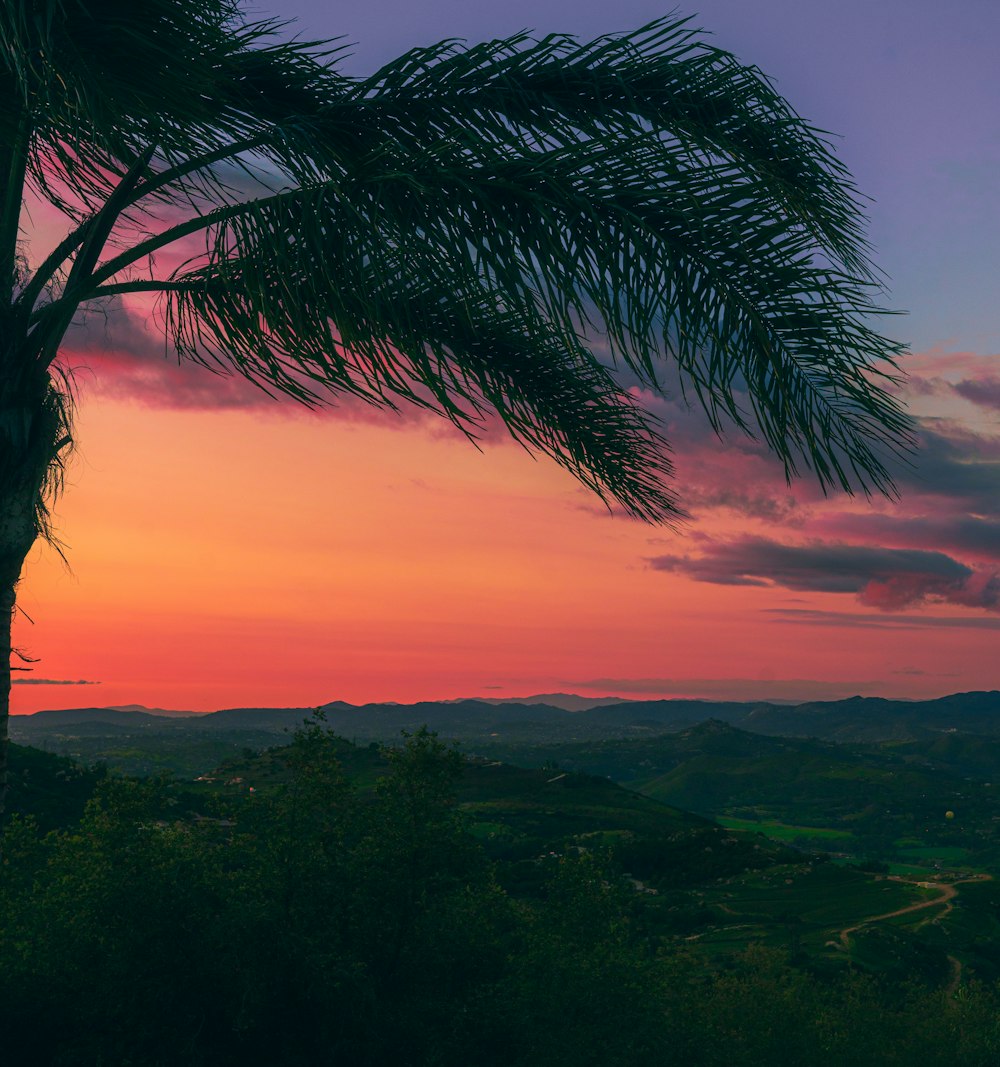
[155,189,675,520]
[6,4,912,520]
[0,0,345,215]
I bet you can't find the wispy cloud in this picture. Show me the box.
[890,667,957,677]
[571,676,886,702]
[898,349,1000,413]
[764,608,1000,630]
[12,678,101,686]
[679,486,802,524]
[60,299,291,411]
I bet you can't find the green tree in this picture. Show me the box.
[0,726,515,1064]
[0,0,911,804]
[6,730,1000,1064]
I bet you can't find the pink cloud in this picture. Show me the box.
[67,345,294,411]
[59,310,1000,546]
[899,348,1000,413]
[901,347,1000,382]
[810,512,1000,563]
[57,299,434,429]
[953,375,1000,411]
[858,569,1000,612]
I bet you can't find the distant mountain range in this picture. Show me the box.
[10,690,1000,746]
[105,704,201,718]
[448,693,635,711]
[25,706,201,728]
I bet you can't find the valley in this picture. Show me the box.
[8,689,1000,990]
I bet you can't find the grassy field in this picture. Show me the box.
[717,817,855,843]
[898,845,972,862]
[887,862,940,878]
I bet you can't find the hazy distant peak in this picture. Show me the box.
[455,693,635,712]
[27,705,200,721]
[106,705,202,718]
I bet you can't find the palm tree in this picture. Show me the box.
[0,0,910,807]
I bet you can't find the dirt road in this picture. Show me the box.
[838,879,960,948]
[836,874,992,993]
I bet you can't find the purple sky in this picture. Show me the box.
[279,0,1000,353]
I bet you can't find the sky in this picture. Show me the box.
[11,0,1000,713]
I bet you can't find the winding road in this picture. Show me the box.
[835,874,992,991]
[838,878,959,948]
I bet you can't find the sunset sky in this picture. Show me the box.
[12,0,1000,714]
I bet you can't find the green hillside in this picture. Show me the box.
[8,722,1000,990]
[157,728,995,983]
[7,725,1000,1065]
[472,722,1000,872]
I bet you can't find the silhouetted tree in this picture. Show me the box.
[0,0,911,804]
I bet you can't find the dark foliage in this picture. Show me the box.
[2,726,1000,1065]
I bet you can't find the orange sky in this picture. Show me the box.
[11,375,998,714]
[10,3,1000,714]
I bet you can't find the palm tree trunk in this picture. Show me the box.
[0,490,38,819]
[0,578,14,817]
[0,357,73,819]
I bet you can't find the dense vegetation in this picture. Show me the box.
[18,696,1000,873]
[475,720,1000,867]
[4,724,1000,1065]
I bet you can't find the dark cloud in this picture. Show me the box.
[649,536,1000,612]
[905,358,1000,407]
[811,512,1000,562]
[895,423,1000,515]
[639,375,1000,522]
[570,676,886,702]
[953,376,1000,411]
[63,298,166,361]
[11,678,101,685]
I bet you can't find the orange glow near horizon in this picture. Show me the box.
[8,6,1000,719]
[10,387,998,715]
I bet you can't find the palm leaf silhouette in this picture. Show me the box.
[0,1,911,805]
